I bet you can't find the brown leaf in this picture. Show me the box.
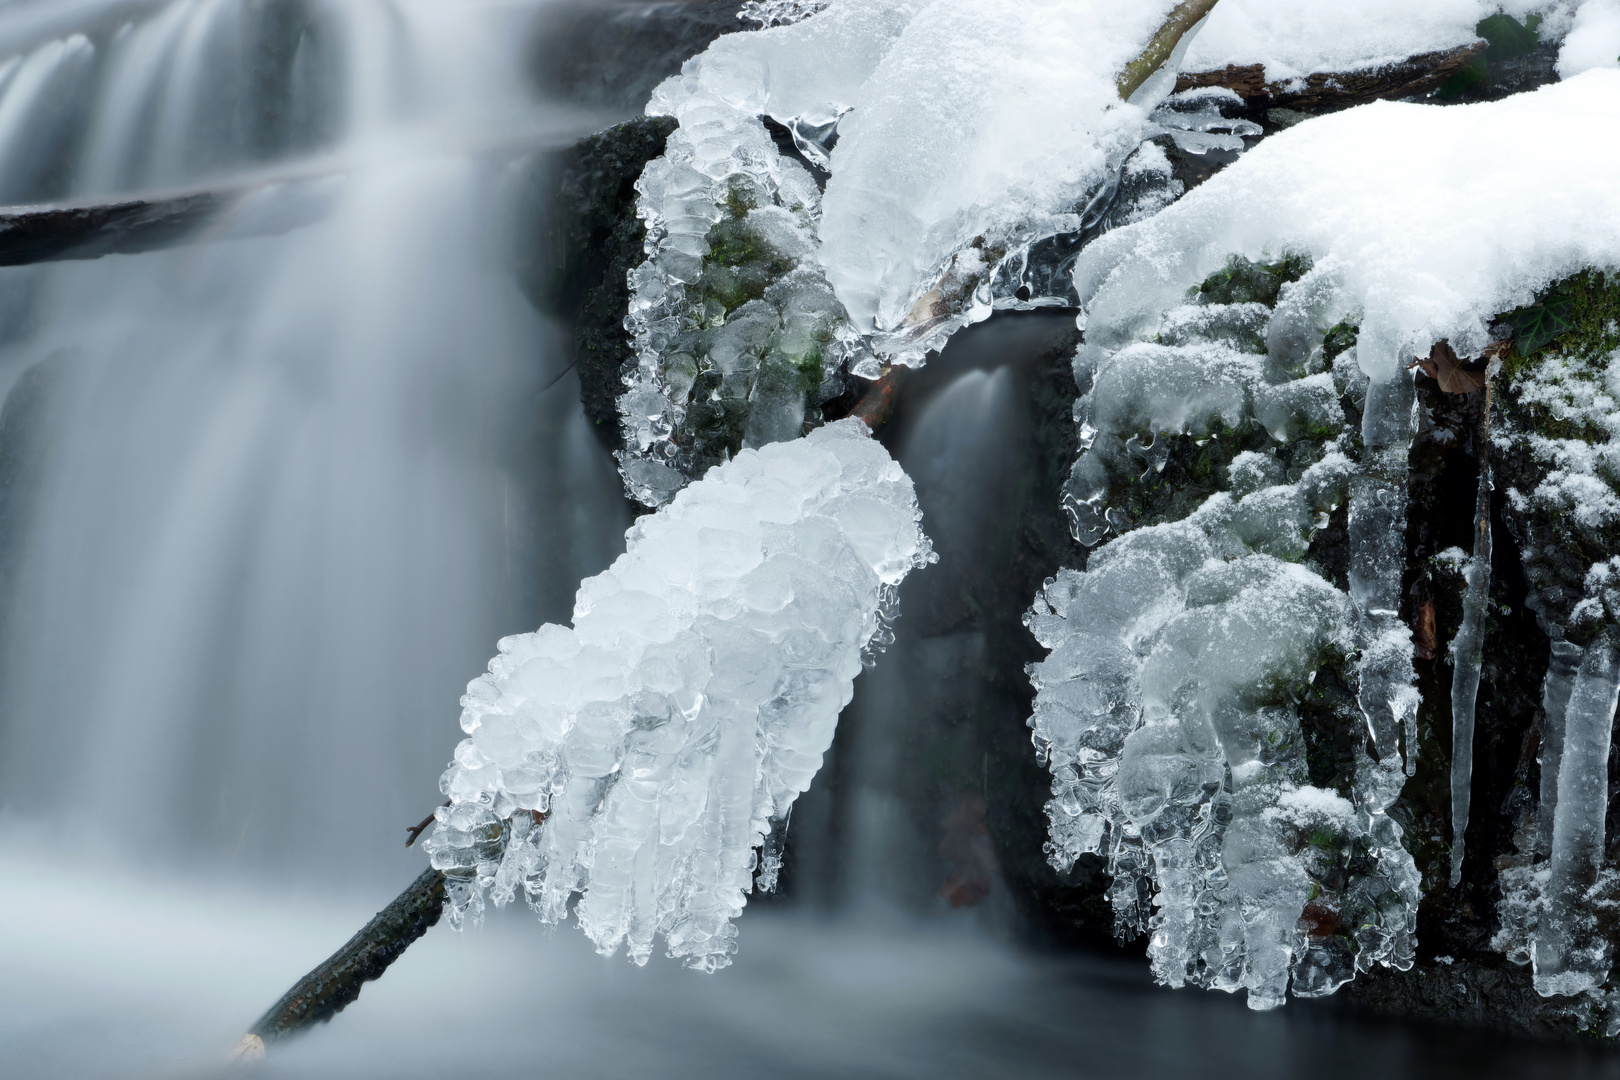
[1413,599,1438,660]
[1408,340,1488,394]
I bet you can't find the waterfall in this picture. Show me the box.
[0,0,630,882]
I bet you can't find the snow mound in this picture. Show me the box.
[818,0,1184,356]
[425,420,934,970]
[1185,0,1554,82]
[1076,70,1620,383]
[1558,0,1620,78]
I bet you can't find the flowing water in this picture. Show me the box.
[0,2,1618,1076]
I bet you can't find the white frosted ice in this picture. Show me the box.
[1030,260,1421,1008]
[621,0,1222,504]
[818,0,1184,355]
[1186,0,1557,81]
[1558,0,1620,78]
[424,420,933,970]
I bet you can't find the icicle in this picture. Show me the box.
[1347,363,1418,809]
[1448,386,1493,888]
[1536,640,1583,858]
[1533,638,1620,996]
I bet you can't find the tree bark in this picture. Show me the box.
[1174,41,1488,111]
[1117,0,1225,102]
[234,866,446,1060]
[0,192,227,266]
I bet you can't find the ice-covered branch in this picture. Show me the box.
[424,420,932,970]
[1118,0,1225,102]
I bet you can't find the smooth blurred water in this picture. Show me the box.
[0,0,628,881]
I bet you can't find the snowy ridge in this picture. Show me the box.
[425,421,933,970]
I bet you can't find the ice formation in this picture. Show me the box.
[1029,72,1620,1008]
[423,420,933,970]
[1488,271,1620,1000]
[619,0,1243,506]
[1185,0,1565,81]
[1447,454,1492,889]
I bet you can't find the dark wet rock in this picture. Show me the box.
[517,115,678,450]
[528,1,744,116]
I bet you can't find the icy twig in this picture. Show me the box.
[405,799,451,848]
[1117,0,1225,102]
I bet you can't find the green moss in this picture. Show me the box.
[1195,252,1312,308]
[1323,322,1359,362]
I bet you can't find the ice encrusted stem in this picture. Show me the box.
[1448,386,1493,888]
[1534,638,1620,996]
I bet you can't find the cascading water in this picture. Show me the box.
[0,0,629,879]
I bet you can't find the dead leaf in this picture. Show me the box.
[1413,599,1438,660]
[1407,341,1488,395]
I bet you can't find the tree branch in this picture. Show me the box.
[232,865,447,1061]
[1117,0,1224,102]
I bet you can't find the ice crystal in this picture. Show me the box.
[424,421,933,970]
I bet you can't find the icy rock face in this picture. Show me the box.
[1488,273,1620,998]
[423,420,933,970]
[1031,74,1620,1008]
[618,0,924,506]
[1029,255,1419,1010]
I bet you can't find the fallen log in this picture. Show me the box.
[1174,40,1489,111]
[0,190,229,266]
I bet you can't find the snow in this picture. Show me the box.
[1185,0,1555,82]
[621,0,1221,504]
[1075,71,1620,385]
[818,0,1182,357]
[1558,0,1620,78]
[424,420,933,970]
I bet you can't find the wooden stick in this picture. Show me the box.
[233,865,447,1060]
[1116,0,1225,102]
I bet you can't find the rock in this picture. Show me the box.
[526,1,744,116]
[516,116,679,451]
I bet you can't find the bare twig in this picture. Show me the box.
[405,800,451,848]
[235,865,447,1058]
[1117,0,1224,102]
